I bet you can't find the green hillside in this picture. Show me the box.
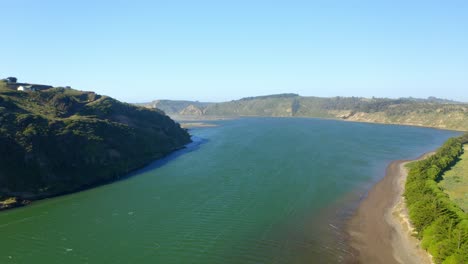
[143,94,468,131]
[439,145,468,212]
[0,80,191,208]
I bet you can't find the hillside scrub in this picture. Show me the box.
[0,80,191,204]
[405,135,468,263]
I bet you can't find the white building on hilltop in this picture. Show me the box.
[17,85,33,92]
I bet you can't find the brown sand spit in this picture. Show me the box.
[179,122,218,128]
[347,154,434,264]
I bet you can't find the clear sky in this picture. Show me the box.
[1,0,467,102]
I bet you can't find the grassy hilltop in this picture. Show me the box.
[439,144,468,212]
[0,80,191,208]
[143,94,468,131]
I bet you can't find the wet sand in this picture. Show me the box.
[348,154,434,264]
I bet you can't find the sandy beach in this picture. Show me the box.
[348,154,434,264]
[179,122,218,129]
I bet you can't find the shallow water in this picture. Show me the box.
[0,118,459,263]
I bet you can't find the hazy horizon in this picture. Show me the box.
[2,1,467,102]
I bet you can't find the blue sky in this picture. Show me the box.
[1,0,467,102]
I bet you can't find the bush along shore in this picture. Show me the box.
[405,134,468,263]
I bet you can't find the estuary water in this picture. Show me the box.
[0,118,459,263]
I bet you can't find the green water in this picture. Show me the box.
[0,118,459,263]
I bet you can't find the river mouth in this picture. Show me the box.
[0,118,458,263]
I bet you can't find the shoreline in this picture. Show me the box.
[0,138,205,212]
[347,153,434,264]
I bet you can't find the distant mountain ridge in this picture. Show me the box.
[141,94,468,131]
[400,96,464,104]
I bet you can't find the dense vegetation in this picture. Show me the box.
[405,135,468,263]
[0,80,191,207]
[143,94,468,131]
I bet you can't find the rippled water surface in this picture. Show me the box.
[0,118,459,263]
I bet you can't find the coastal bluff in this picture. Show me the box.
[0,79,191,209]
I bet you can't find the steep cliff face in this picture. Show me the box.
[180,104,204,115]
[0,81,191,204]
